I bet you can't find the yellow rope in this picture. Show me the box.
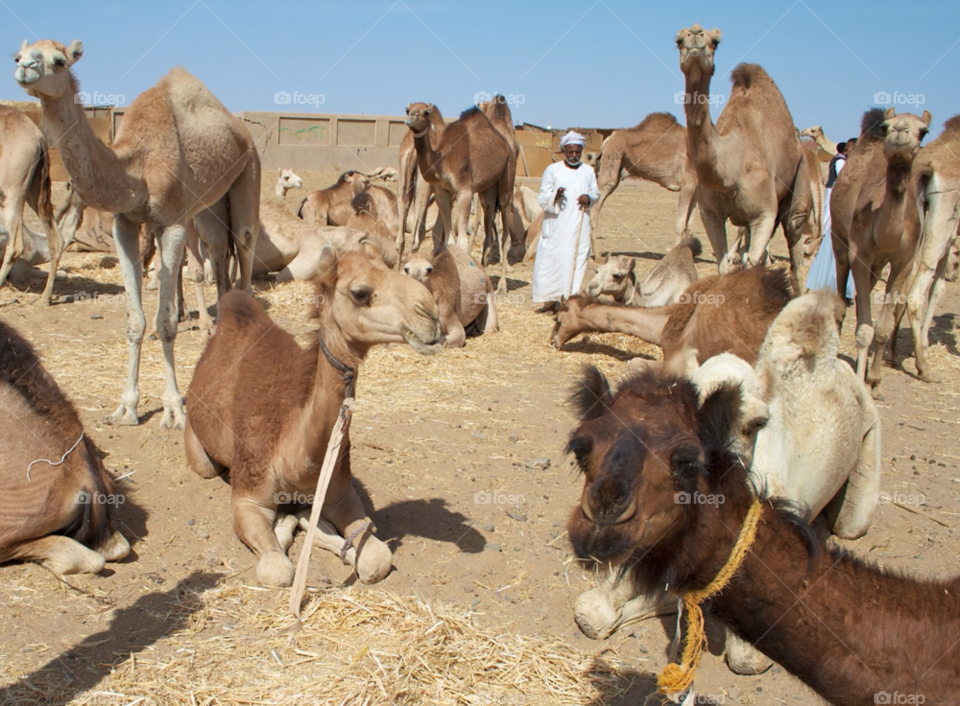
[656,498,764,699]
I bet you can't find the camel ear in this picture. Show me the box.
[921,110,932,127]
[708,28,722,46]
[697,381,743,458]
[277,167,283,176]
[315,245,339,293]
[628,257,636,271]
[20,39,29,52]
[358,236,382,261]
[570,366,613,421]
[67,40,83,64]
[884,107,896,120]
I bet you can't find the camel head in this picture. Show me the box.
[404,102,436,135]
[314,242,441,356]
[880,107,932,165]
[400,252,434,285]
[550,295,589,349]
[676,24,721,77]
[799,126,823,141]
[275,168,302,198]
[585,255,636,300]
[14,39,83,99]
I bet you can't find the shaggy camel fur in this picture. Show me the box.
[15,40,260,430]
[831,108,931,393]
[404,103,515,295]
[585,237,702,306]
[575,291,881,677]
[298,171,370,227]
[567,367,960,705]
[799,125,839,158]
[676,26,812,292]
[550,266,794,370]
[402,242,498,347]
[0,320,130,574]
[592,113,699,254]
[185,245,441,586]
[275,168,302,199]
[0,106,63,304]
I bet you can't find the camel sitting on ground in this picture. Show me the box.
[522,212,544,264]
[0,106,64,304]
[573,290,881,677]
[585,237,701,306]
[185,244,442,586]
[591,112,699,256]
[298,171,370,227]
[401,242,498,347]
[0,320,130,574]
[567,367,960,705]
[799,125,838,159]
[831,107,931,393]
[676,26,813,292]
[550,266,794,370]
[275,168,302,200]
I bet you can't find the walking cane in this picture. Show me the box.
[567,207,586,298]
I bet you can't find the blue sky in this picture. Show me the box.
[2,1,958,141]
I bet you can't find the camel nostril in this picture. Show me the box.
[615,499,637,524]
[580,494,595,521]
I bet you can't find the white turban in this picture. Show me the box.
[559,130,586,148]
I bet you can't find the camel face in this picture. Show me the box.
[799,126,822,141]
[880,108,932,165]
[586,255,635,299]
[676,24,721,75]
[404,102,434,134]
[277,168,302,191]
[14,39,82,99]
[550,297,584,349]
[320,247,441,354]
[401,253,434,284]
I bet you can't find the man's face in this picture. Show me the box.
[563,144,583,163]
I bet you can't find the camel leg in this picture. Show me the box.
[411,180,432,253]
[227,160,261,293]
[850,254,876,384]
[454,190,473,253]
[0,195,27,291]
[185,220,214,334]
[105,216,147,427]
[482,283,499,334]
[698,204,728,272]
[28,192,64,307]
[433,190,454,249]
[184,414,224,479]
[193,200,232,302]
[496,180,513,297]
[590,182,617,261]
[828,411,881,539]
[921,269,949,345]
[906,258,948,384]
[232,496,293,587]
[478,188,497,264]
[7,535,105,575]
[675,178,698,242]
[742,212,778,270]
[725,632,774,675]
[868,261,909,391]
[155,223,188,430]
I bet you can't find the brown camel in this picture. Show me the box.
[567,367,960,705]
[472,98,521,264]
[585,237,702,306]
[0,106,63,304]
[184,244,441,586]
[799,125,839,158]
[346,191,399,267]
[550,266,793,370]
[676,25,812,292]
[298,171,370,228]
[831,107,931,392]
[397,105,445,263]
[15,40,260,430]
[592,112,699,255]
[404,102,515,295]
[0,319,130,574]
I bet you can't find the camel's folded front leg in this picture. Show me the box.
[233,496,292,587]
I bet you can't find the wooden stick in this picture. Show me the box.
[568,208,586,298]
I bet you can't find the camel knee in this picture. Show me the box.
[725,631,773,675]
[256,550,295,587]
[274,513,300,552]
[855,324,875,351]
[350,527,392,584]
[18,536,107,575]
[98,528,131,562]
[185,418,223,479]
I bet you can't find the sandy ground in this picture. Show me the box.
[0,171,959,705]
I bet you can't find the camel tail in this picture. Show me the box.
[35,139,54,224]
[680,236,702,258]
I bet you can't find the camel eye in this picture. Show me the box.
[670,446,702,479]
[423,109,430,117]
[613,273,624,281]
[350,286,372,304]
[53,56,65,68]
[402,265,410,274]
[425,266,433,275]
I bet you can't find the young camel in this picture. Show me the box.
[15,40,261,430]
[551,266,794,369]
[676,26,813,292]
[185,244,442,586]
[567,367,960,705]
[0,106,64,304]
[799,125,839,159]
[404,103,515,295]
[275,168,302,200]
[585,237,701,306]
[591,112,699,254]
[298,171,370,227]
[831,107,931,393]
[0,320,130,574]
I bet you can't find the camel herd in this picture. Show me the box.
[1,22,960,705]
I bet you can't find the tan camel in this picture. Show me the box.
[676,25,812,291]
[799,125,839,158]
[298,171,369,227]
[592,113,699,255]
[185,244,441,586]
[901,115,960,382]
[472,98,521,264]
[402,242,498,347]
[831,107,931,392]
[0,106,63,304]
[0,319,130,574]
[397,105,445,262]
[551,266,794,369]
[275,168,302,200]
[15,40,260,430]
[345,191,398,267]
[585,237,702,306]
[404,102,515,295]
[522,212,544,264]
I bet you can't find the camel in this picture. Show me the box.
[401,242,498,347]
[574,290,882,677]
[0,319,130,574]
[0,106,63,304]
[591,113,699,255]
[184,244,442,586]
[397,105,445,263]
[585,237,701,306]
[298,171,370,227]
[567,367,960,705]
[799,125,839,159]
[471,98,521,263]
[275,168,302,200]
[550,266,794,370]
[831,107,931,392]
[522,212,544,264]
[675,25,813,292]
[404,102,515,295]
[15,40,260,430]
[900,115,960,382]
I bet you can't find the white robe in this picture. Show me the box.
[532,161,601,302]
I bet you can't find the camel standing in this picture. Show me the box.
[473,98,521,264]
[0,106,63,304]
[831,108,931,392]
[591,113,699,254]
[799,125,839,158]
[404,102,515,295]
[15,39,260,430]
[397,106,445,263]
[675,25,813,291]
[185,245,441,586]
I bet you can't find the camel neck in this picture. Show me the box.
[682,69,740,191]
[413,129,444,183]
[575,301,670,344]
[875,161,914,252]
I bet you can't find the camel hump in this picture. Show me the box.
[458,105,484,122]
[636,112,680,131]
[679,237,702,258]
[762,290,843,363]
[215,289,273,334]
[941,115,960,136]
[729,63,769,89]
[860,108,887,141]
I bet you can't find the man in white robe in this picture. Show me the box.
[532,131,600,303]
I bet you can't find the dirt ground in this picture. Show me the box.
[1,170,959,705]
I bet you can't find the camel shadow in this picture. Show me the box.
[560,339,656,364]
[0,572,220,705]
[583,661,660,705]
[918,313,958,357]
[8,270,127,304]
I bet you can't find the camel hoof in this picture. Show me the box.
[257,550,294,587]
[496,280,508,297]
[159,404,186,430]
[918,369,941,384]
[354,534,392,584]
[105,405,139,427]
